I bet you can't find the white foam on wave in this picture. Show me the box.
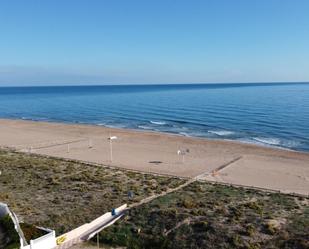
[281,140,301,148]
[21,117,48,121]
[236,138,274,148]
[179,132,191,137]
[179,131,209,137]
[138,125,153,130]
[105,124,126,129]
[150,120,166,125]
[253,137,281,146]
[237,137,299,151]
[208,130,235,136]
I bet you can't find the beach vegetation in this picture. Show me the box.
[0,149,184,234]
[0,214,20,249]
[98,181,309,249]
[19,223,47,242]
[0,149,308,248]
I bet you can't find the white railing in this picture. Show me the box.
[0,202,56,249]
[0,202,27,247]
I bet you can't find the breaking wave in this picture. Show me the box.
[208,130,235,136]
[150,120,166,125]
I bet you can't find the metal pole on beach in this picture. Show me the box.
[178,149,187,164]
[108,136,117,162]
[110,139,113,162]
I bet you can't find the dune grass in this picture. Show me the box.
[0,149,185,234]
[99,181,309,249]
[0,149,308,249]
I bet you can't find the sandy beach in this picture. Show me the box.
[0,118,308,195]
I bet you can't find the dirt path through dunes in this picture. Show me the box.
[130,178,196,209]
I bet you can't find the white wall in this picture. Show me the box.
[28,231,56,249]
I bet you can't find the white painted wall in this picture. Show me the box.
[28,231,56,249]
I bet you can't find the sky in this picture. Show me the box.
[0,0,309,86]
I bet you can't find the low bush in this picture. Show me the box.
[0,214,20,249]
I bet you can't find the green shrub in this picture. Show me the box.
[0,214,20,249]
[245,224,256,237]
[181,198,197,209]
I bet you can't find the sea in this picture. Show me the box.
[0,83,309,152]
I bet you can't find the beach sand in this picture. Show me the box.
[0,118,308,195]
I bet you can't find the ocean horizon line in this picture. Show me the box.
[0,81,309,88]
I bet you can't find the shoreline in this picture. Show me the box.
[0,118,309,195]
[3,117,309,156]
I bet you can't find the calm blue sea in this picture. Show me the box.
[0,83,309,152]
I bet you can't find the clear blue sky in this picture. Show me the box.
[0,0,309,86]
